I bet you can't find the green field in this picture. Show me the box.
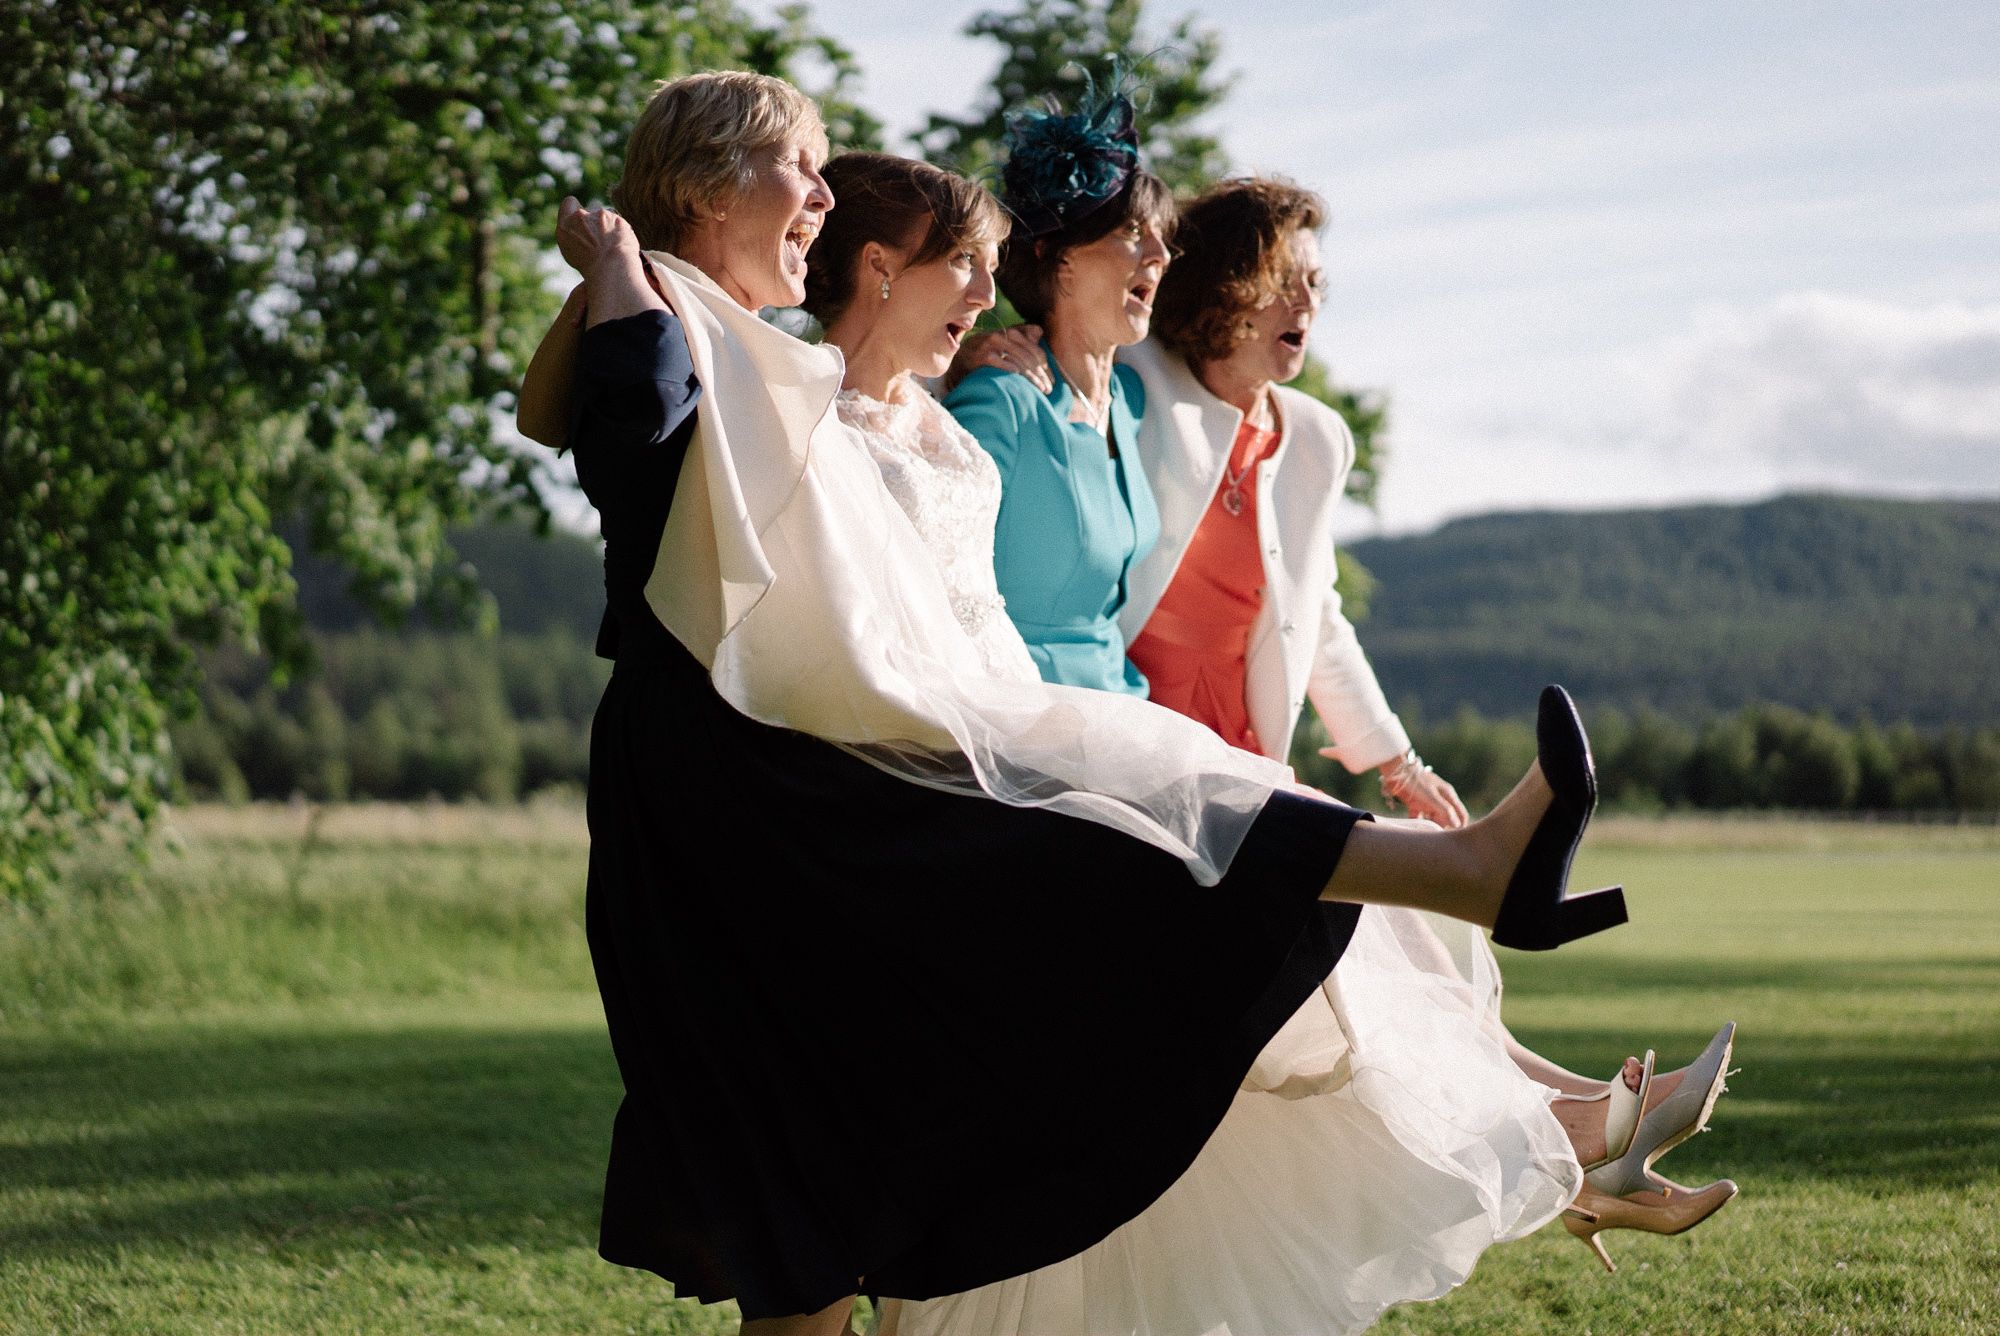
[3,807,1996,1334]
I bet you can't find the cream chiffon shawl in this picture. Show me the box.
[638,252,1305,884]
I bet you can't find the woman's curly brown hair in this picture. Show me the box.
[1152,177,1326,367]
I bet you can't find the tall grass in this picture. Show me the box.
[0,803,592,1025]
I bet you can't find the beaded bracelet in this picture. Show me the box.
[1378,748,1433,806]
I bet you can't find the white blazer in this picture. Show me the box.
[1117,339,1411,771]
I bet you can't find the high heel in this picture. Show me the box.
[1587,1022,1736,1197]
[1490,685,1628,951]
[1563,1173,1739,1274]
[1560,1050,1655,1172]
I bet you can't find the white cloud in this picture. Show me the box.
[730,3,2000,544]
[1347,292,2000,538]
[1645,292,2000,489]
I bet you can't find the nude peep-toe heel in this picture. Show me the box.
[1561,1049,1655,1173]
[1587,1023,1736,1197]
[1564,1173,1739,1273]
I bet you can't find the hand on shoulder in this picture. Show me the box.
[946,323,1052,395]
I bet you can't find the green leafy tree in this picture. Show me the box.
[917,0,1232,193]
[1685,715,1764,809]
[1607,708,1695,808]
[1,1,875,895]
[1850,719,1898,809]
[1751,705,1861,810]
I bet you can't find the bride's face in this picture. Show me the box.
[712,136,835,310]
[879,237,1000,379]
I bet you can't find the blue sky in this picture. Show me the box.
[779,0,2000,534]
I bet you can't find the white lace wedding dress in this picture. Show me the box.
[838,381,1581,1336]
[836,386,1039,683]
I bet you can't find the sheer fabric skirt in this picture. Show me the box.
[895,908,1582,1336]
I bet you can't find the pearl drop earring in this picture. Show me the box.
[881,278,891,300]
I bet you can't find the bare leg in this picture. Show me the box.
[742,1294,858,1336]
[1553,1095,1611,1166]
[1319,762,1555,925]
[1510,1037,1645,1097]
[1546,1057,1689,1168]
[874,1298,904,1336]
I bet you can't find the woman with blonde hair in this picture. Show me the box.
[520,70,1629,1336]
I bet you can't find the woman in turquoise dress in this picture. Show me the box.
[942,81,1171,696]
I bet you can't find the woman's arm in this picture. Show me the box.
[1307,584,1468,826]
[517,198,671,448]
[517,282,588,448]
[944,324,1053,394]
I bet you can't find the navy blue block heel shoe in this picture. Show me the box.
[1490,685,1628,950]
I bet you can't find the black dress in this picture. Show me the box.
[575,310,1366,1320]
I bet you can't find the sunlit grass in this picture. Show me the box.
[2,806,1994,1333]
[1392,830,2000,1334]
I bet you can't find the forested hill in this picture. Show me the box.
[290,493,2000,728]
[1346,494,2000,728]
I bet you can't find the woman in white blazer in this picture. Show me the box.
[1124,176,1740,1266]
[1114,332,1451,801]
[1114,180,1460,819]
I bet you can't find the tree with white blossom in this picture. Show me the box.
[0,1,877,895]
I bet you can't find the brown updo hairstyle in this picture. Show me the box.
[1152,177,1326,368]
[801,153,1010,324]
[995,170,1176,326]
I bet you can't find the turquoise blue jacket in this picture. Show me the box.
[944,347,1160,696]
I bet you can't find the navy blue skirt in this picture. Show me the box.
[585,623,1363,1319]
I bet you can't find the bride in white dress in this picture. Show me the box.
[807,153,1593,1336]
[834,386,1039,684]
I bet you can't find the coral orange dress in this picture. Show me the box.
[1127,418,1283,753]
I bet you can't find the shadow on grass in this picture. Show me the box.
[2,955,1996,1271]
[1495,950,2000,1194]
[0,1022,623,1261]
[1494,950,2000,1002]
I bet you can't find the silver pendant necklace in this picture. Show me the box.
[1221,392,1276,516]
[1220,461,1253,516]
[1050,349,1111,435]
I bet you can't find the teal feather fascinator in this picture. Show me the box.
[999,64,1142,237]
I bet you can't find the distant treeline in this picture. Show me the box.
[172,628,2000,815]
[170,632,607,805]
[281,494,2000,732]
[1293,701,2000,816]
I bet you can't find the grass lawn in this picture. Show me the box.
[2,806,1996,1334]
